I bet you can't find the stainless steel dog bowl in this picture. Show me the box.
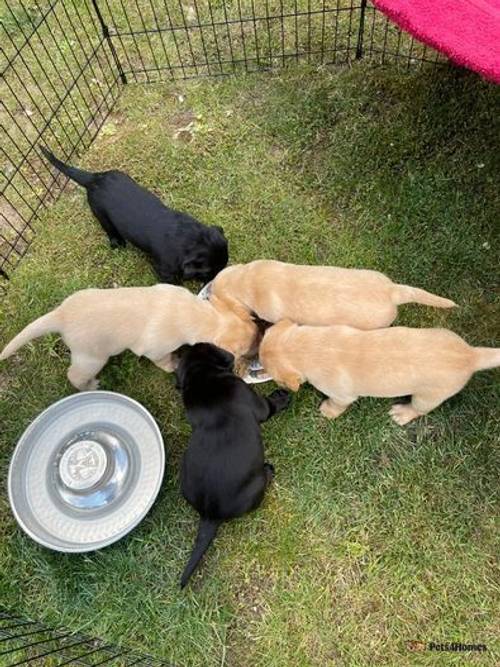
[8,392,165,553]
[198,282,272,384]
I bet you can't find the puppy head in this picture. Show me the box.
[182,227,228,282]
[192,342,235,368]
[175,343,234,390]
[259,320,303,392]
[173,344,191,390]
[249,316,273,357]
[206,226,229,280]
[210,294,258,357]
[211,262,242,286]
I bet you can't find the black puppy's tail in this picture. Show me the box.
[40,147,95,188]
[180,518,222,589]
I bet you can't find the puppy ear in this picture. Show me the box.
[272,318,296,332]
[279,369,302,392]
[260,344,302,392]
[218,347,235,368]
[174,370,183,391]
[173,345,191,390]
[210,294,253,323]
[174,344,191,360]
[208,293,224,310]
[182,253,200,271]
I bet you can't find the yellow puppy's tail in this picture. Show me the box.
[0,310,61,360]
[393,284,456,309]
[473,347,500,372]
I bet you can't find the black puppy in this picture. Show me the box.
[41,148,228,283]
[175,343,291,588]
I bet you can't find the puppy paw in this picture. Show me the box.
[269,389,291,412]
[389,403,420,426]
[155,357,177,372]
[85,379,100,391]
[319,399,347,419]
[264,462,275,482]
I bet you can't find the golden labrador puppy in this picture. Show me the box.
[0,285,257,391]
[259,320,500,425]
[211,260,456,329]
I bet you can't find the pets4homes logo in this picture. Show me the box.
[407,640,488,653]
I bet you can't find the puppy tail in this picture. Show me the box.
[0,310,61,361]
[40,147,95,188]
[180,518,222,589]
[393,284,456,309]
[473,347,500,372]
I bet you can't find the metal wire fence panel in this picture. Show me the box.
[96,0,366,81]
[0,0,121,285]
[0,609,173,666]
[0,0,440,284]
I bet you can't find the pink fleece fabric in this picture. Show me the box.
[372,0,500,84]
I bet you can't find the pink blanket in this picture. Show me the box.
[372,0,500,84]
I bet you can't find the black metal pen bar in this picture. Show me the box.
[110,5,361,36]
[0,608,173,666]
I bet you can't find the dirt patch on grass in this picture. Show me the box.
[171,109,196,130]
[169,109,198,143]
[0,196,24,230]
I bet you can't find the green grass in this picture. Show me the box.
[0,63,499,666]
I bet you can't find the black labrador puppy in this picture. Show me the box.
[41,148,228,283]
[175,343,291,588]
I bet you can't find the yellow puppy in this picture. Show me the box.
[0,285,257,391]
[259,320,500,425]
[211,260,455,330]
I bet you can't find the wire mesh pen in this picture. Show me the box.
[0,608,173,666]
[0,0,446,287]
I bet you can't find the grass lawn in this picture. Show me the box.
[0,62,499,666]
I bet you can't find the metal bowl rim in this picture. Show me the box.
[8,391,165,553]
